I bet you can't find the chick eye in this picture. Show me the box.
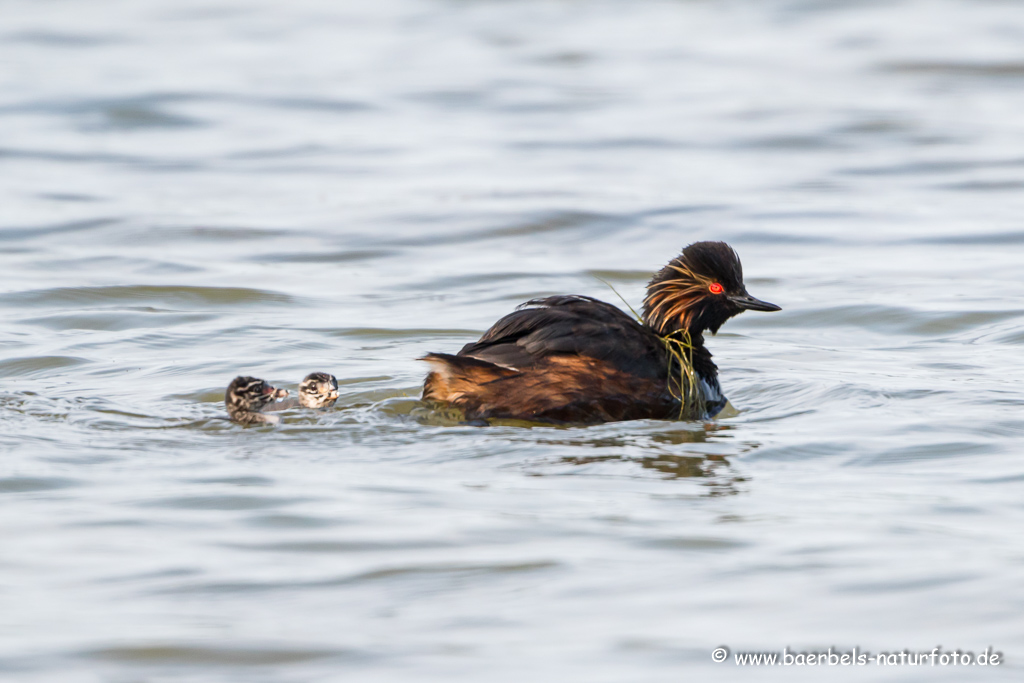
[709,282,724,294]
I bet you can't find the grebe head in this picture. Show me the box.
[298,372,339,409]
[225,376,288,416]
[642,241,780,337]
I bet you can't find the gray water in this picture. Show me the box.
[2,0,1024,681]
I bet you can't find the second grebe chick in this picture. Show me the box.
[421,241,780,424]
[225,376,289,425]
[297,372,339,409]
[263,372,340,411]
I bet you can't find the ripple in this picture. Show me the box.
[252,95,374,113]
[0,355,90,378]
[851,442,997,465]
[393,210,624,247]
[5,31,121,47]
[993,328,1024,345]
[584,269,655,282]
[0,146,151,165]
[510,137,690,151]
[156,561,558,595]
[839,159,986,177]
[939,180,1024,192]
[0,217,119,243]
[833,117,915,136]
[188,476,274,487]
[20,311,214,332]
[881,60,1024,77]
[36,192,99,202]
[139,495,302,511]
[778,305,1024,336]
[641,536,750,551]
[838,573,978,593]
[244,514,341,529]
[328,327,480,340]
[3,93,204,130]
[159,225,291,241]
[83,644,346,665]
[912,230,1024,245]
[724,234,838,251]
[256,248,395,264]
[403,271,538,292]
[734,134,842,150]
[89,103,202,131]
[1,285,297,309]
[744,442,853,462]
[0,476,79,493]
[33,255,203,275]
[226,539,452,553]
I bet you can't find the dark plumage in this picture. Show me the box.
[421,241,780,424]
[225,376,289,425]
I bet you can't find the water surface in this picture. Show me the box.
[2,0,1024,681]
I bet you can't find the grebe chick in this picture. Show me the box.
[421,241,780,424]
[225,376,289,425]
[263,372,340,411]
[296,372,339,408]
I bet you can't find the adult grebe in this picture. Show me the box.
[421,241,780,424]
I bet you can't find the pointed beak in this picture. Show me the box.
[730,292,781,312]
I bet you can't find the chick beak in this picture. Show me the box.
[730,291,781,312]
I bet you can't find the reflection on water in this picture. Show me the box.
[3,0,1024,681]
[559,453,737,483]
[539,425,749,488]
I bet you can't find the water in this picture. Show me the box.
[2,0,1024,680]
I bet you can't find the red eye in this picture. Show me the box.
[709,282,724,294]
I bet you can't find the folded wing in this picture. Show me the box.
[458,295,666,377]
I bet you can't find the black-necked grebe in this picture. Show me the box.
[289,372,339,409]
[421,241,780,424]
[225,376,289,425]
